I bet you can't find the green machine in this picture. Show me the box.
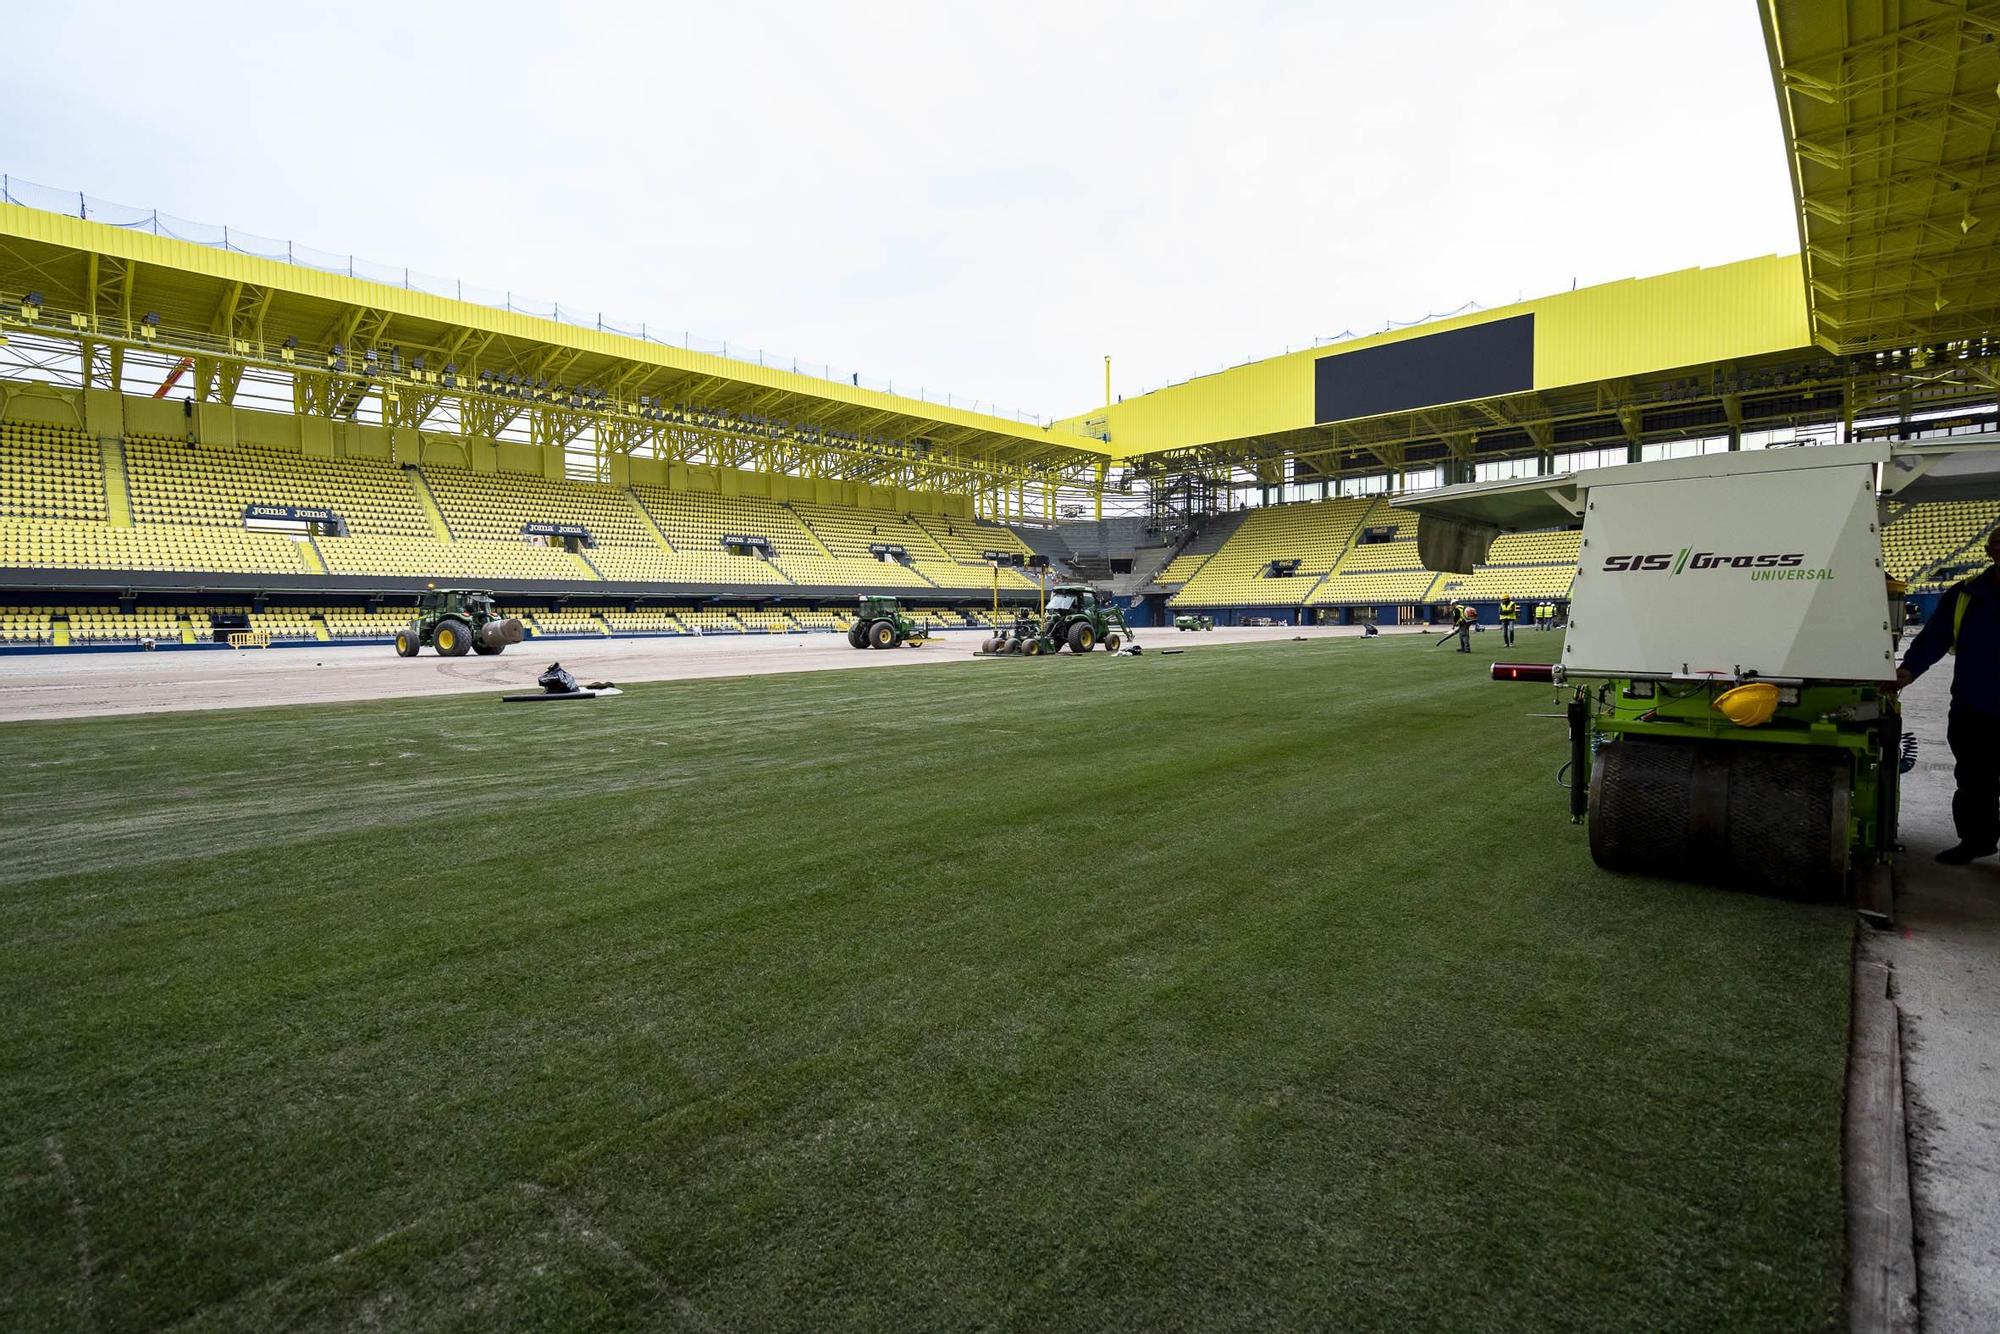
[1406,443,1924,921]
[977,585,1131,655]
[394,589,525,658]
[1174,614,1215,631]
[847,596,929,649]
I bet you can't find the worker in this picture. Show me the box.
[1455,601,1476,653]
[1537,601,1552,631]
[1894,529,2000,863]
[1497,596,1519,647]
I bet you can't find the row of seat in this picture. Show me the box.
[0,603,995,645]
[315,534,590,580]
[1172,498,1376,606]
[0,423,106,522]
[1,435,1038,591]
[125,436,433,536]
[1882,500,2000,586]
[0,519,317,573]
[1163,496,1587,607]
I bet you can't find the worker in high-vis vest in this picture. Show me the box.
[1537,601,1553,631]
[1895,528,2000,863]
[1497,596,1519,647]
[1454,601,1477,653]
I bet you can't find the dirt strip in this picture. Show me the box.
[0,624,1444,721]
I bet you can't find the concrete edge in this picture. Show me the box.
[1847,954,1919,1334]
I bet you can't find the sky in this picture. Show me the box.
[2,1,1799,422]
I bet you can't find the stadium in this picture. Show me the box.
[2,2,1997,1330]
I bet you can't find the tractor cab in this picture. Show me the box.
[857,595,903,619]
[1045,585,1106,614]
[421,589,495,619]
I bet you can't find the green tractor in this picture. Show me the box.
[394,589,526,658]
[847,595,929,649]
[984,584,1129,655]
[1174,613,1214,631]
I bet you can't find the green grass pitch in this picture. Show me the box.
[0,634,1852,1331]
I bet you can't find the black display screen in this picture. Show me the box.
[1314,314,1534,423]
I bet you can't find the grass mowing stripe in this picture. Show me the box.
[0,635,1850,1331]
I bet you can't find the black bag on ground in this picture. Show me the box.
[538,662,579,694]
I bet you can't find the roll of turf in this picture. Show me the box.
[1589,737,1850,901]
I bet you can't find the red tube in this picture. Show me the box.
[1490,662,1555,683]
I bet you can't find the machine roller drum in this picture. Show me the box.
[1589,738,1850,901]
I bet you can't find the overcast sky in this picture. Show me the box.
[3,1,1798,420]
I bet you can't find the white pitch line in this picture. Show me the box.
[42,1135,97,1334]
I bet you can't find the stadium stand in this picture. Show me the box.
[0,422,105,521]
[791,501,951,589]
[628,486,823,586]
[734,609,794,633]
[0,605,54,644]
[0,423,1046,613]
[1432,531,1582,602]
[0,517,317,573]
[1171,498,1373,606]
[1161,498,1584,611]
[1882,500,2000,588]
[786,608,846,632]
[63,605,216,644]
[423,466,654,547]
[321,607,414,640]
[1155,512,1249,586]
[124,437,429,535]
[523,609,608,636]
[681,608,746,633]
[1309,539,1440,606]
[0,416,1640,638]
[909,512,1035,566]
[316,534,592,581]
[249,607,323,642]
[599,609,691,635]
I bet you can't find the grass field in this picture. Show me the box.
[0,633,1854,1332]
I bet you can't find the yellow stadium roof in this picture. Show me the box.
[0,204,1115,482]
[1761,0,2000,355]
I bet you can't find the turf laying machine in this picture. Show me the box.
[978,584,1130,655]
[1400,440,2000,921]
[394,589,525,658]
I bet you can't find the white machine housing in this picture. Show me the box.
[1566,447,1893,682]
[1407,441,1911,683]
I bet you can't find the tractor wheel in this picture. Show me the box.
[433,617,472,657]
[1103,633,1123,653]
[1023,638,1045,656]
[847,624,867,649]
[1067,622,1095,654]
[979,636,999,654]
[868,620,897,650]
[394,625,422,657]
